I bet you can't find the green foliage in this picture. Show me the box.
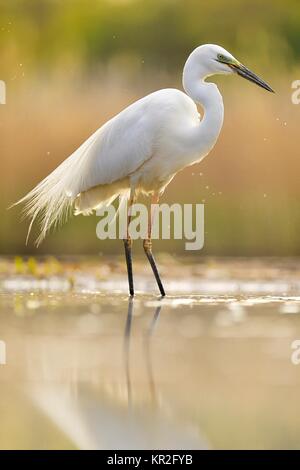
[0,0,298,74]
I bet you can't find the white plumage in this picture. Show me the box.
[14,43,273,255]
[16,90,193,243]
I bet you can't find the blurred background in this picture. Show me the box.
[2,0,300,451]
[1,0,300,256]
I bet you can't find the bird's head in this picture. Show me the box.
[194,44,274,93]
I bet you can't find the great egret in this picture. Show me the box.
[15,44,273,297]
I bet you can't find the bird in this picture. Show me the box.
[14,44,274,297]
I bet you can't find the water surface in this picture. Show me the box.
[0,257,300,449]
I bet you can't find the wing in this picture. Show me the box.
[67,94,160,196]
[69,87,196,196]
[14,91,163,245]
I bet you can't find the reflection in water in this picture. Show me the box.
[124,298,162,408]
[2,274,300,449]
[144,303,162,406]
[123,298,133,407]
[24,298,206,449]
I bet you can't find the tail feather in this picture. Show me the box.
[11,123,132,246]
[12,160,75,246]
[10,125,106,245]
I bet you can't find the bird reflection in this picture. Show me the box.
[26,297,207,449]
[144,303,162,406]
[123,297,162,408]
[123,297,134,406]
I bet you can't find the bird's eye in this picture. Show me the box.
[217,54,226,62]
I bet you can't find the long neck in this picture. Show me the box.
[182,54,224,156]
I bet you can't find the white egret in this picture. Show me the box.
[14,44,273,297]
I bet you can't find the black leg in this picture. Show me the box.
[143,239,166,297]
[123,189,136,297]
[123,237,134,296]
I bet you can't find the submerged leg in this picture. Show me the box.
[143,194,166,297]
[123,189,136,297]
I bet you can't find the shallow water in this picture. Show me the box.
[0,257,300,449]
